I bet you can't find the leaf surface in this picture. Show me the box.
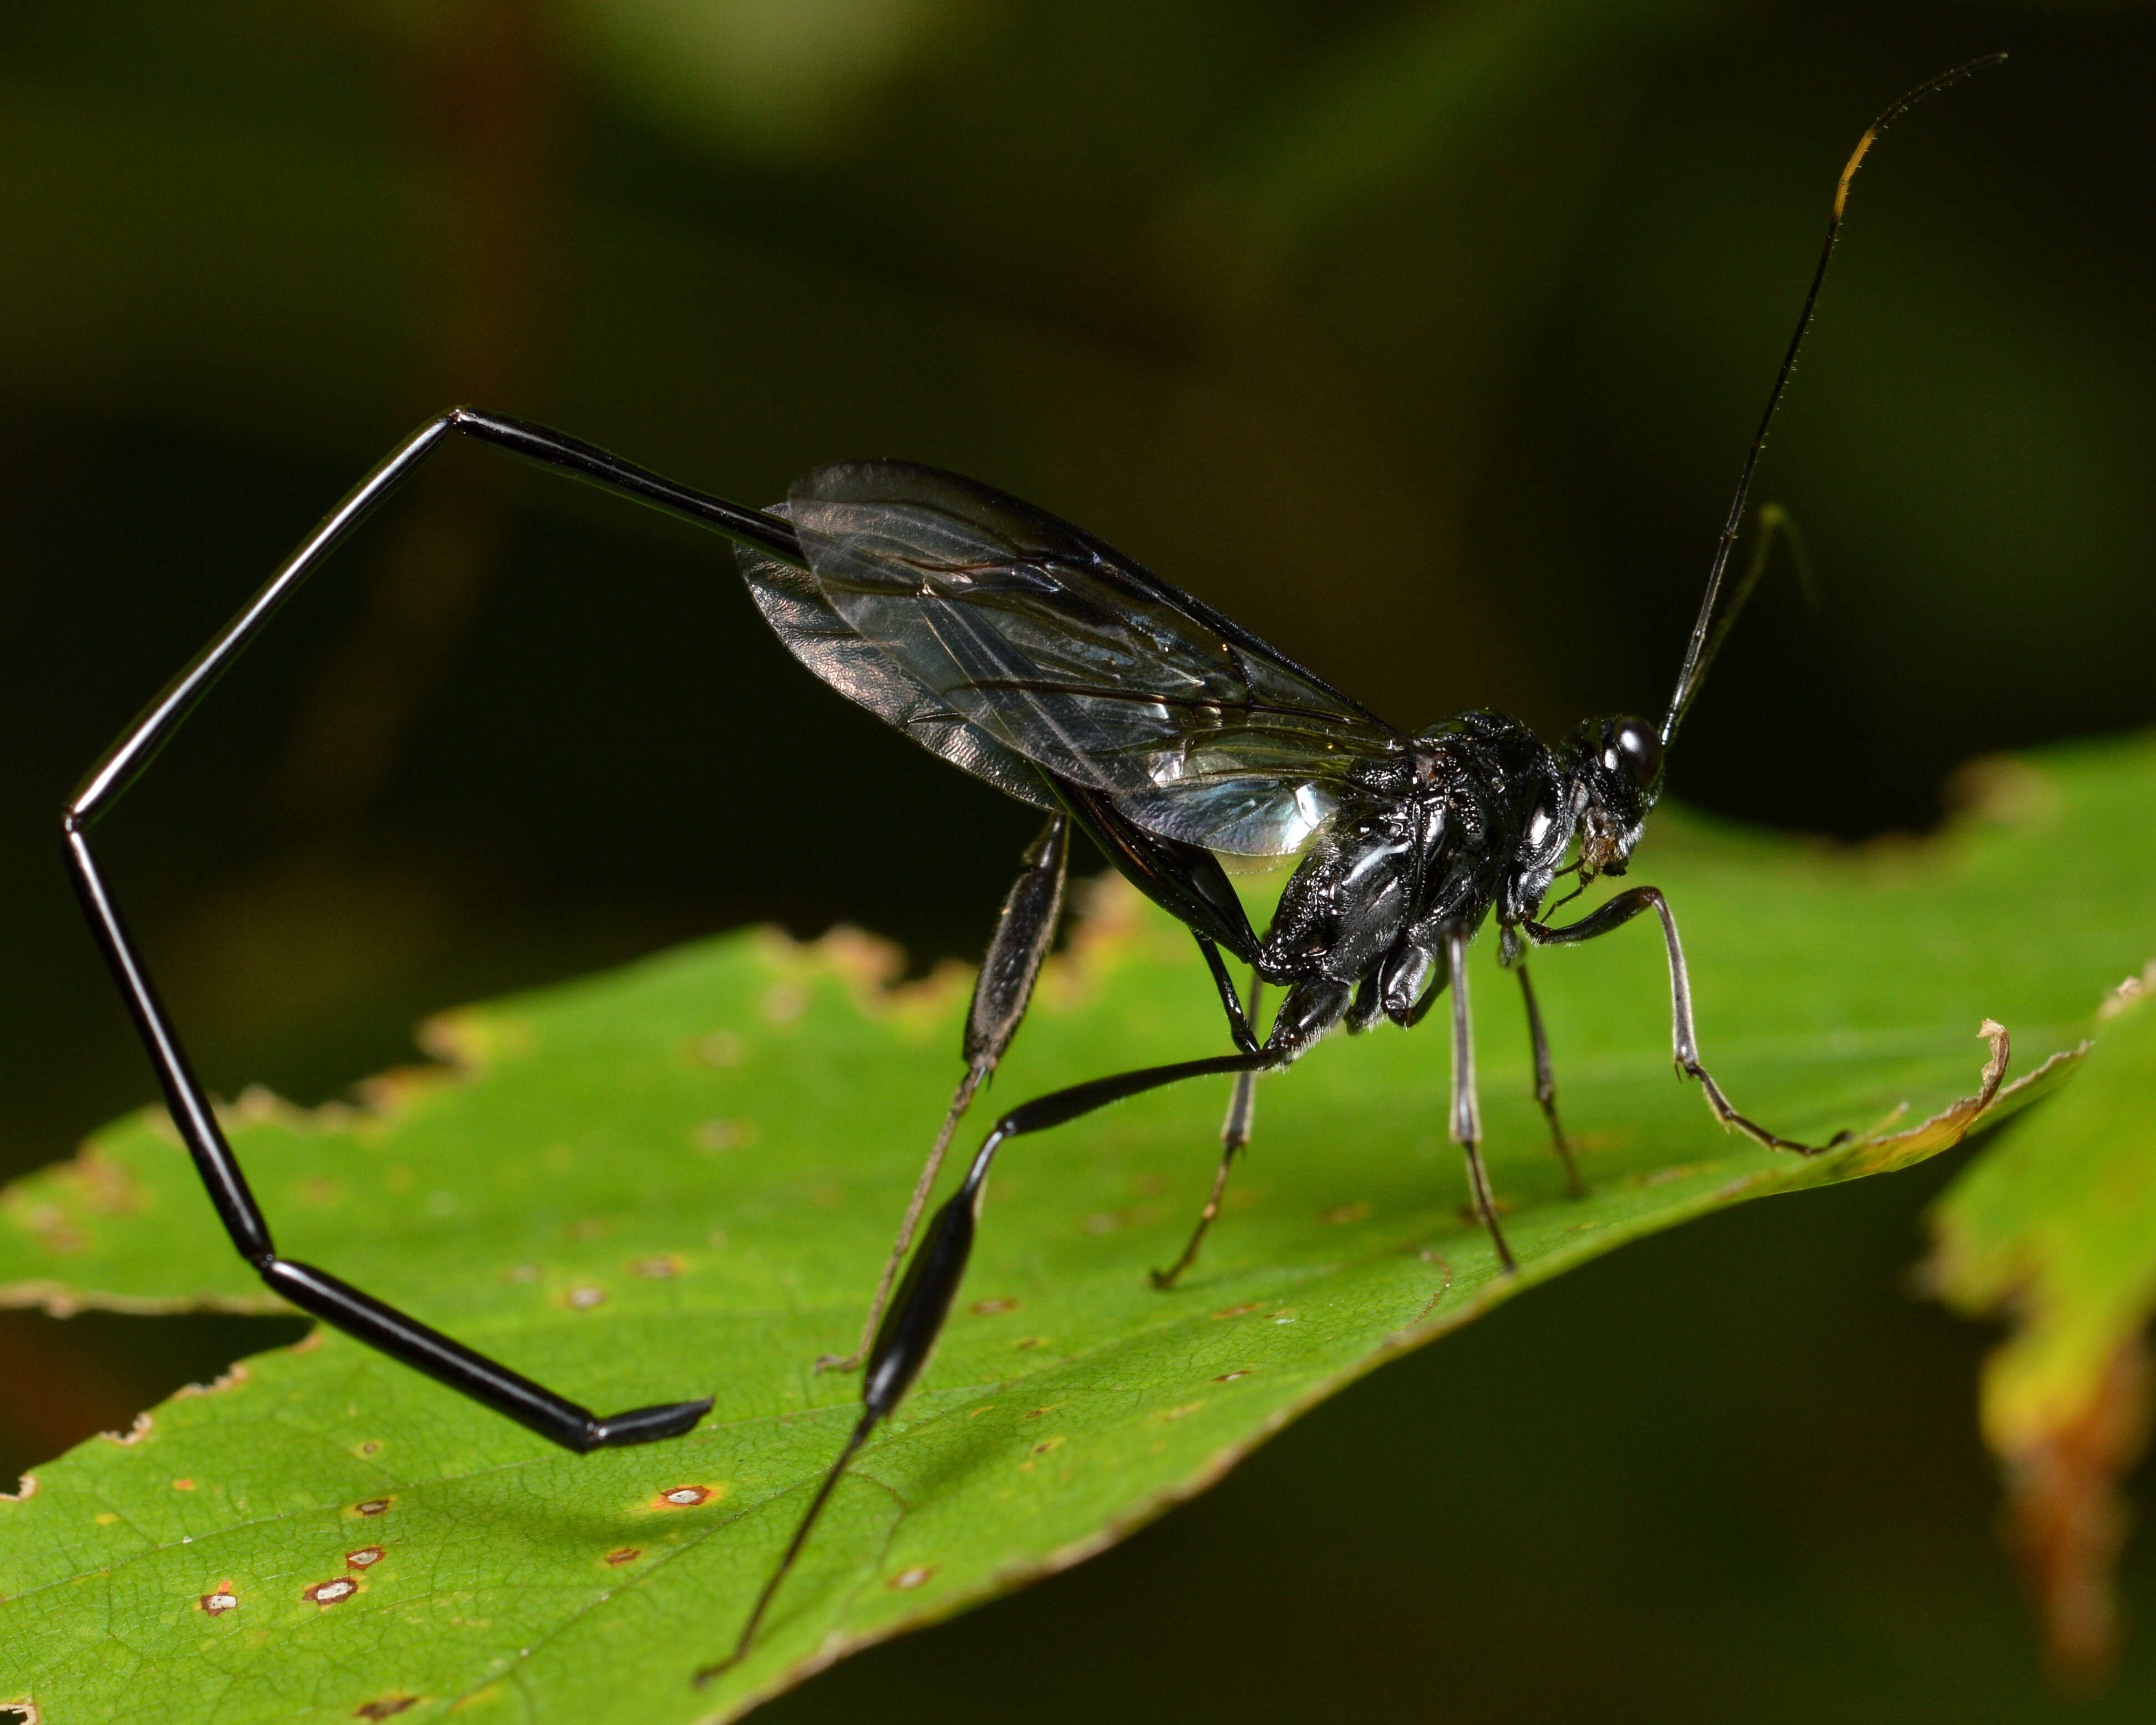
[7,737,2156,1723]
[1929,960,2156,1683]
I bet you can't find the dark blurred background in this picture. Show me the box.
[3,2,2154,1717]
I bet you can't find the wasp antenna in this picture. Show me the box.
[1660,53,2006,748]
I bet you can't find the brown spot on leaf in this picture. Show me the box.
[654,1484,719,1509]
[345,1546,384,1569]
[358,1442,381,1457]
[354,1498,393,1518]
[1031,1437,1064,1455]
[695,1119,757,1153]
[604,1547,642,1566]
[886,1565,935,1591]
[199,1590,238,1616]
[1321,1201,1372,1225]
[354,1699,416,1721]
[562,1285,608,1311]
[1014,1336,1046,1350]
[761,981,809,1025]
[1209,1303,1261,1320]
[630,1254,682,1278]
[1213,1371,1249,1383]
[171,1477,196,1490]
[694,1031,745,1067]
[304,1577,358,1607]
[60,1146,140,1216]
[970,1297,1019,1316]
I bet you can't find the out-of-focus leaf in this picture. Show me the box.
[6,733,2156,1721]
[1929,965,2156,1688]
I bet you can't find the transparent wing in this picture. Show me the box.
[787,461,1406,856]
[738,522,1056,812]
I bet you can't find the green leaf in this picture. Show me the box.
[7,734,2156,1723]
[1928,961,2156,1686]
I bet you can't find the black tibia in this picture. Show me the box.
[1447,927,1516,1273]
[63,411,802,1451]
[725,1032,1314,1668]
[1516,965,1583,1197]
[818,812,1070,1374]
[1526,887,1837,1156]
[1153,978,1265,1289]
[1195,936,1261,1054]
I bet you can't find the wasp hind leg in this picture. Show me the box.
[817,810,1070,1373]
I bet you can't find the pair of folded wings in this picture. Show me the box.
[737,462,1406,860]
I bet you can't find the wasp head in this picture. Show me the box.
[1563,716,1664,880]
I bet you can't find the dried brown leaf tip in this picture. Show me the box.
[2007,1337,2154,1691]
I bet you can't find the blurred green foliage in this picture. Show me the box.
[2,1,2154,1718]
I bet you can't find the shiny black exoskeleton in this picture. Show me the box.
[1255,711,1662,1047]
[62,59,1998,1685]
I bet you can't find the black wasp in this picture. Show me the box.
[62,60,1996,1681]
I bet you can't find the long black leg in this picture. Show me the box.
[1447,927,1516,1272]
[704,1039,1296,1680]
[1516,964,1584,1196]
[1526,886,1838,1156]
[1193,936,1261,1054]
[818,813,1070,1373]
[64,410,806,1450]
[1152,977,1263,1288]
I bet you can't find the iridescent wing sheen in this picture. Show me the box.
[780,461,1407,857]
[737,519,1056,812]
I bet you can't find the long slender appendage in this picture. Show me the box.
[1527,887,1848,1156]
[1153,978,1264,1288]
[817,815,1069,1374]
[62,409,821,1454]
[705,1042,1279,1680]
[1516,964,1583,1197]
[1449,928,1516,1272]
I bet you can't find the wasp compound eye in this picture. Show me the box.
[1611,719,1662,789]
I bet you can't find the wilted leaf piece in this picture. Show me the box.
[7,735,2156,1723]
[1929,964,2156,1688]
